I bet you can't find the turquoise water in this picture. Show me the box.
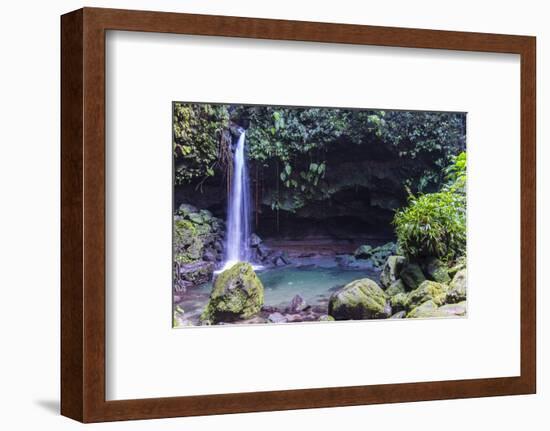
[175,265,379,323]
[258,266,376,307]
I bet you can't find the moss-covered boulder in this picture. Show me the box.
[380,256,406,288]
[328,278,391,320]
[400,262,426,290]
[201,262,264,323]
[405,280,449,310]
[423,257,451,284]
[446,269,467,303]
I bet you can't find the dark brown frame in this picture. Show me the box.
[61,7,536,423]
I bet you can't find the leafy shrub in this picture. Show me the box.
[393,153,466,261]
[173,103,229,184]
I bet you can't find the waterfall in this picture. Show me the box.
[222,130,252,270]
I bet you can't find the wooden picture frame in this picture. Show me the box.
[61,7,536,423]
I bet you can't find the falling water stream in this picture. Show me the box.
[222,130,252,270]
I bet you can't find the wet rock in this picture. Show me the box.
[249,233,262,247]
[268,312,287,323]
[336,254,357,268]
[289,294,309,313]
[213,240,224,252]
[446,269,467,303]
[199,209,213,222]
[285,313,304,322]
[177,203,198,216]
[437,301,467,317]
[370,242,397,268]
[390,310,406,319]
[328,278,391,320]
[400,263,426,290]
[202,249,217,262]
[201,262,264,323]
[256,244,269,259]
[261,305,280,313]
[176,260,214,285]
[188,212,205,224]
[241,316,268,324]
[173,278,194,294]
[271,251,290,266]
[380,256,406,288]
[354,245,373,259]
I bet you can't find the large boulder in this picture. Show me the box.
[201,262,264,323]
[328,278,391,320]
[423,257,451,284]
[380,256,406,288]
[405,280,449,310]
[446,269,467,303]
[400,263,426,290]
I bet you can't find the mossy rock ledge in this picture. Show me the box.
[201,262,264,323]
[328,278,391,320]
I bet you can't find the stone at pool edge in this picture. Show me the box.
[328,278,391,320]
[289,294,309,313]
[200,262,264,324]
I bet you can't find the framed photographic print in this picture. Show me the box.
[61,7,536,422]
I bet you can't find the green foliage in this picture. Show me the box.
[172,102,466,215]
[236,106,465,210]
[393,154,467,262]
[173,102,229,184]
[444,151,466,192]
